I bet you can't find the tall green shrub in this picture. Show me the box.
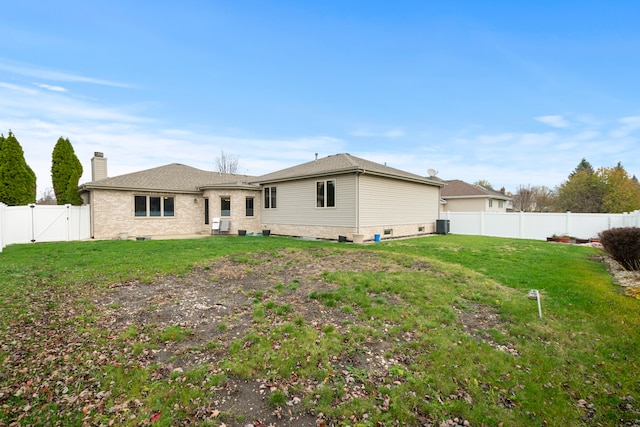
[51,137,83,205]
[0,131,37,205]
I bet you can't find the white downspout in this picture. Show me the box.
[356,171,360,234]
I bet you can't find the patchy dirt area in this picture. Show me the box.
[100,249,411,368]
[91,248,479,426]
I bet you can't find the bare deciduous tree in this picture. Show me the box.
[513,184,557,212]
[214,150,239,174]
[532,186,557,212]
[37,187,57,205]
[513,184,535,212]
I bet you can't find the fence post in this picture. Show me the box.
[480,211,485,236]
[66,204,71,241]
[0,202,6,252]
[29,204,36,243]
[565,211,572,236]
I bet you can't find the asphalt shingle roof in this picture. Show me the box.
[441,179,511,199]
[252,153,443,186]
[81,163,257,193]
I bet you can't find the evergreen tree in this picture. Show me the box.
[570,158,594,177]
[51,137,83,205]
[556,158,605,212]
[0,131,37,205]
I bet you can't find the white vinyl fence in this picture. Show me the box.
[0,203,91,252]
[440,210,640,241]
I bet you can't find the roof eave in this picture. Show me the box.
[365,170,445,186]
[250,167,361,184]
[252,167,444,187]
[199,184,260,191]
[443,194,512,200]
[80,184,202,194]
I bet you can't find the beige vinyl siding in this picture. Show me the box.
[443,198,489,212]
[260,175,357,226]
[358,174,440,226]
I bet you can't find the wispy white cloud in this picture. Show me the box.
[609,115,640,138]
[0,81,346,197]
[0,59,134,88]
[535,114,570,128]
[35,83,68,92]
[0,82,38,95]
[398,115,640,192]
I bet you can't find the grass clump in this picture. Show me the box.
[157,325,191,342]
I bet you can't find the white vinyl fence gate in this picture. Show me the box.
[0,203,91,252]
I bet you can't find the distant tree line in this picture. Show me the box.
[510,158,640,213]
[0,131,83,206]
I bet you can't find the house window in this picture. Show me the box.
[499,200,504,208]
[134,195,175,217]
[204,198,209,224]
[264,186,276,209]
[384,229,393,236]
[221,196,231,217]
[149,196,161,216]
[246,197,254,216]
[316,180,336,208]
[135,195,147,217]
[489,199,494,208]
[163,196,174,217]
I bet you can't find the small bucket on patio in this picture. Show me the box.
[374,234,381,243]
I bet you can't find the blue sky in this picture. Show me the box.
[2,1,640,196]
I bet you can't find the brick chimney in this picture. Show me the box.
[91,152,108,181]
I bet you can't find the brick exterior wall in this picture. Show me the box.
[90,188,261,239]
[202,189,261,235]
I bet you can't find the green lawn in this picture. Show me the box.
[0,235,638,426]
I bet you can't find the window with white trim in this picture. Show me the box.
[264,186,277,209]
[246,197,254,216]
[134,195,175,217]
[221,196,231,217]
[316,180,336,208]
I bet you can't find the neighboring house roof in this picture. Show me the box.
[80,163,258,193]
[251,153,444,186]
[441,179,511,200]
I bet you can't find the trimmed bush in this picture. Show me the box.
[599,227,640,271]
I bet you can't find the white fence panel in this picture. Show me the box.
[3,205,32,245]
[520,213,567,240]
[0,204,91,250]
[0,203,6,252]
[441,210,640,240]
